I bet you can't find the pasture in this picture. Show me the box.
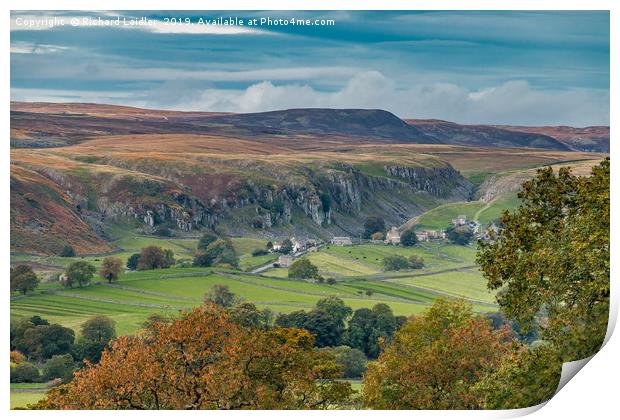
[12,239,498,337]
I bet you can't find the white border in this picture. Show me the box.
[3,2,617,420]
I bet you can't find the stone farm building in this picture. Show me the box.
[384,227,401,245]
[278,255,294,268]
[332,236,353,246]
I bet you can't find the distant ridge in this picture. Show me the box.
[10,102,608,151]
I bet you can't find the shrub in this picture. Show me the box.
[42,354,75,383]
[10,362,40,383]
[126,253,140,270]
[59,245,76,257]
[371,231,385,241]
[251,248,269,257]
[408,255,425,269]
[400,229,418,246]
[382,255,410,271]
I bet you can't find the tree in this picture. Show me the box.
[288,258,320,279]
[275,310,309,329]
[408,255,425,269]
[477,160,609,361]
[371,231,384,241]
[474,345,562,409]
[204,284,238,307]
[400,229,418,246]
[279,238,293,255]
[65,261,96,288]
[99,257,123,283]
[363,216,385,239]
[266,241,274,250]
[10,362,40,383]
[326,277,337,285]
[363,299,514,409]
[14,323,75,361]
[42,354,76,383]
[382,255,410,271]
[197,232,218,251]
[76,315,117,363]
[137,246,173,270]
[37,306,353,409]
[126,253,140,270]
[322,346,367,378]
[194,239,238,268]
[446,225,473,245]
[10,265,39,295]
[228,302,273,329]
[59,245,76,257]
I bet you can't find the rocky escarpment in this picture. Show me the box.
[11,156,474,255]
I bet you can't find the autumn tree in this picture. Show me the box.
[64,261,96,288]
[474,345,562,409]
[363,299,513,409]
[138,246,174,270]
[477,159,609,361]
[37,306,353,409]
[10,264,39,295]
[99,257,123,283]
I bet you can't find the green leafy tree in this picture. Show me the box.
[408,255,425,269]
[59,245,76,257]
[10,264,39,295]
[10,362,40,383]
[446,225,474,245]
[363,216,386,239]
[204,284,238,307]
[197,232,219,251]
[279,238,294,255]
[77,315,117,363]
[65,261,96,288]
[42,354,76,383]
[194,239,238,268]
[477,160,609,361]
[228,302,273,329]
[322,346,367,378]
[126,253,140,270]
[99,257,123,283]
[15,323,75,361]
[474,345,562,409]
[275,310,309,329]
[382,255,410,271]
[400,229,418,246]
[288,258,320,279]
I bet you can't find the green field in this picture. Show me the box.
[12,237,499,337]
[10,391,46,409]
[411,201,485,231]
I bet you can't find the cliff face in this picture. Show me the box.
[10,154,473,254]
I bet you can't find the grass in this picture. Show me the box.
[12,237,499,336]
[10,391,47,409]
[10,383,49,390]
[475,192,521,226]
[410,201,485,231]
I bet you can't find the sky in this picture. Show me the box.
[10,10,610,126]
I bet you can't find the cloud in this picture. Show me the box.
[141,72,609,126]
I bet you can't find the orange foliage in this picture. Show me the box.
[37,305,352,409]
